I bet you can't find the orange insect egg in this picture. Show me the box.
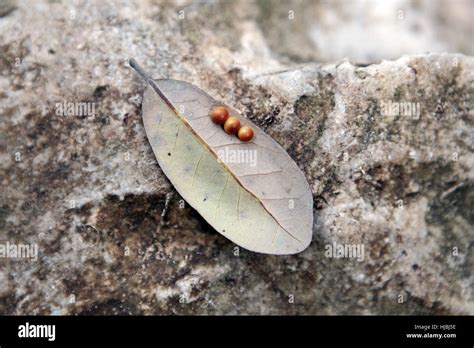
[238,126,254,142]
[223,116,241,134]
[210,106,229,124]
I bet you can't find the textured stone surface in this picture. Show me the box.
[0,0,473,315]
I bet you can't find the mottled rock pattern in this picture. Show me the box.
[0,0,473,314]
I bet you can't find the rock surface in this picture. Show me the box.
[0,0,473,314]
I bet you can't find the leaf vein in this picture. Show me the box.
[214,175,229,220]
[171,123,182,154]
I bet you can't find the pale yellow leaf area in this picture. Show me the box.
[142,80,313,254]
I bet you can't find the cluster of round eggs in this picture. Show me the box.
[210,106,254,142]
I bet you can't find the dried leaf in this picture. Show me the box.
[130,59,313,254]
